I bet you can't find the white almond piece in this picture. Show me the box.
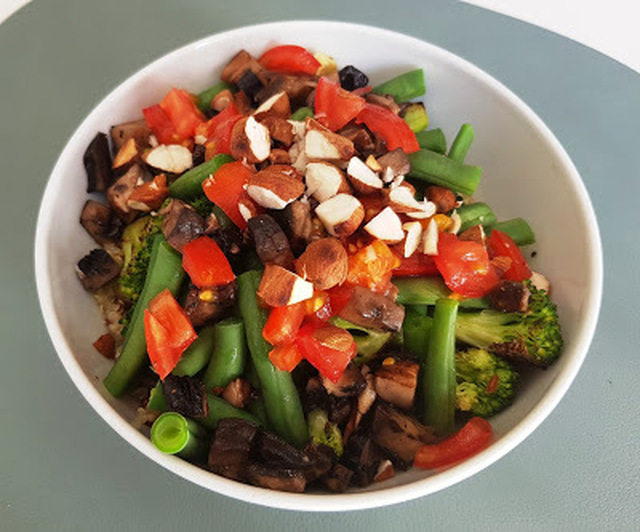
[305,129,341,159]
[529,271,551,293]
[422,218,439,255]
[448,210,462,234]
[364,206,404,243]
[144,144,193,174]
[382,166,396,184]
[305,162,347,202]
[288,119,306,142]
[246,186,287,210]
[365,155,382,172]
[245,115,271,162]
[315,193,364,237]
[347,157,383,193]
[402,222,423,258]
[388,186,424,213]
[254,91,286,115]
[406,199,437,219]
[194,134,207,145]
[148,134,159,148]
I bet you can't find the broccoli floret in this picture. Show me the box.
[118,216,162,303]
[308,409,343,457]
[188,195,214,218]
[455,281,563,366]
[455,348,518,417]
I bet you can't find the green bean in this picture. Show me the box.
[488,218,536,246]
[423,298,458,435]
[168,154,234,199]
[203,318,247,389]
[402,312,433,360]
[290,106,314,121]
[146,383,260,429]
[456,202,497,233]
[408,149,481,196]
[196,81,235,112]
[393,277,489,309]
[373,69,425,102]
[448,124,475,163]
[172,326,215,377]
[104,235,185,397]
[402,103,429,132]
[237,271,308,448]
[150,412,210,461]
[247,396,270,429]
[211,204,233,229]
[415,129,447,154]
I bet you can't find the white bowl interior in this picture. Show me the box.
[35,21,602,511]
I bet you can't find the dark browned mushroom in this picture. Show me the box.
[80,200,122,244]
[246,464,307,493]
[340,428,384,487]
[489,280,530,313]
[377,148,410,178]
[162,375,208,419]
[365,93,401,114]
[208,418,259,481]
[221,378,252,409]
[255,431,312,470]
[107,164,150,223]
[183,282,237,327]
[160,199,206,253]
[338,124,376,157]
[248,214,295,268]
[84,132,113,193]
[76,249,121,292]
[221,50,268,85]
[337,286,405,332]
[321,363,366,398]
[109,119,151,152]
[372,403,436,467]
[271,200,313,254]
[374,360,419,410]
[256,74,316,108]
[322,463,354,492]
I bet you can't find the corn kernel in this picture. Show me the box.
[199,289,214,302]
[433,214,452,232]
[314,52,338,76]
[382,357,395,366]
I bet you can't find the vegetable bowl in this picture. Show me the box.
[34,21,602,511]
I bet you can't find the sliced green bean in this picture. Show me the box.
[173,326,215,377]
[290,106,314,121]
[247,396,270,429]
[448,124,475,163]
[373,69,425,102]
[203,318,247,389]
[415,129,447,154]
[103,235,185,397]
[150,412,210,461]
[196,81,235,112]
[408,149,481,196]
[456,202,497,233]
[237,271,308,448]
[488,218,536,246]
[393,277,489,309]
[423,298,458,435]
[168,154,234,200]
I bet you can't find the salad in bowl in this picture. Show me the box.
[73,42,563,494]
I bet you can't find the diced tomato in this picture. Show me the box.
[392,251,439,277]
[304,291,333,324]
[181,236,235,288]
[347,240,401,293]
[202,161,253,229]
[434,232,500,298]
[326,284,355,315]
[414,417,493,469]
[159,88,206,140]
[269,342,304,372]
[355,103,420,153]
[314,77,365,131]
[488,229,532,282]
[263,302,306,346]
[258,45,321,75]
[296,323,357,383]
[148,289,198,353]
[144,289,197,380]
[194,102,242,155]
[93,333,115,359]
[142,104,178,145]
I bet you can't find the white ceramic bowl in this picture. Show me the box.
[35,21,602,511]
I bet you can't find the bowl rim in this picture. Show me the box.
[34,19,603,512]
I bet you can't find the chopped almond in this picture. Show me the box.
[127,174,169,212]
[346,156,383,194]
[230,116,271,163]
[304,118,355,160]
[143,144,193,174]
[364,207,404,243]
[112,138,139,171]
[295,238,348,290]
[315,194,364,237]
[247,165,305,210]
[254,91,291,120]
[257,264,314,307]
[304,161,350,202]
